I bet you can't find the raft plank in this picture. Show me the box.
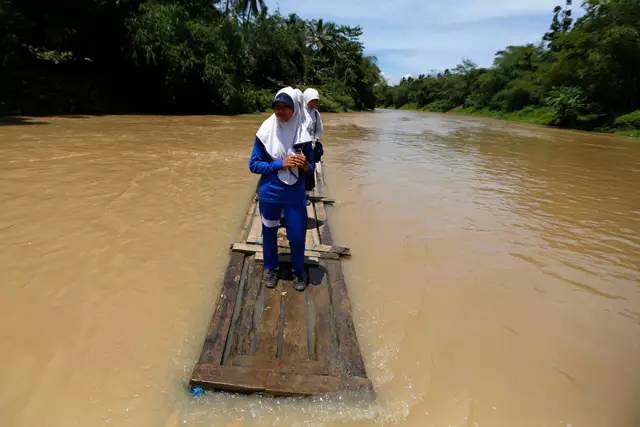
[191,364,373,397]
[307,265,341,376]
[281,287,309,363]
[306,202,321,248]
[196,252,245,365]
[314,198,334,246]
[246,200,263,244]
[316,162,324,184]
[222,255,253,364]
[231,243,340,259]
[308,195,335,204]
[264,371,373,397]
[240,197,258,241]
[191,364,267,393]
[304,209,315,249]
[315,162,326,194]
[231,355,328,375]
[230,259,262,357]
[253,280,283,363]
[242,239,350,256]
[323,258,367,378]
[255,252,321,265]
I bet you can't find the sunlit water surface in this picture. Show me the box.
[1,111,639,426]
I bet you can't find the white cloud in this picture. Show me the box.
[379,71,396,85]
[274,0,561,25]
[271,0,580,82]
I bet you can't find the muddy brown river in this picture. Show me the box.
[1,110,639,426]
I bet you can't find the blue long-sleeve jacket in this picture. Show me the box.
[249,137,315,205]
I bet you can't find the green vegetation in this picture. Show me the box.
[377,0,640,135]
[615,110,640,129]
[0,0,380,115]
[614,110,640,136]
[453,106,558,127]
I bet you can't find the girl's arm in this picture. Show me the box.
[249,137,283,174]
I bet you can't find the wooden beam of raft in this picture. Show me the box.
[189,163,373,397]
[231,242,350,259]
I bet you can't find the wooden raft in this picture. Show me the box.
[189,164,373,397]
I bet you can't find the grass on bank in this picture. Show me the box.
[452,106,557,127]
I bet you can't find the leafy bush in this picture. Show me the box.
[317,80,356,112]
[544,86,588,126]
[615,110,640,129]
[511,106,557,126]
[243,88,273,112]
[392,85,409,109]
[493,79,540,112]
[425,100,453,112]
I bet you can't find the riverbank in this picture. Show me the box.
[396,104,640,138]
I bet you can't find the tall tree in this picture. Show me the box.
[235,0,267,22]
[544,0,573,51]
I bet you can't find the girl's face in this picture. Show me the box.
[274,103,294,122]
[307,100,319,110]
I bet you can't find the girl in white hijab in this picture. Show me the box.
[303,88,324,143]
[302,88,324,193]
[249,86,314,291]
[294,88,305,112]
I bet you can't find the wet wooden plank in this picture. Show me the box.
[231,242,340,260]
[281,287,309,363]
[304,210,315,249]
[308,195,335,204]
[315,162,326,194]
[253,280,283,363]
[316,161,324,181]
[191,364,372,397]
[240,197,258,241]
[307,264,341,376]
[323,259,367,378]
[264,372,373,397]
[191,364,267,393]
[246,200,263,244]
[314,197,334,246]
[242,239,349,256]
[306,202,321,248]
[231,355,328,375]
[255,252,321,265]
[222,255,253,364]
[230,258,262,358]
[196,251,245,365]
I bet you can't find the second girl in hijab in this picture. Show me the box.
[302,88,324,194]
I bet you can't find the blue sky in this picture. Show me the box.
[272,0,579,84]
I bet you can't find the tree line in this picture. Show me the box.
[376,0,640,134]
[0,0,380,115]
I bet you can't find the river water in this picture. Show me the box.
[1,110,638,426]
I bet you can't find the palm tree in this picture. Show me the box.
[306,19,339,53]
[306,19,344,81]
[234,0,267,22]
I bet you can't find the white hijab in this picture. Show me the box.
[256,87,312,185]
[294,88,305,110]
[303,88,323,141]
